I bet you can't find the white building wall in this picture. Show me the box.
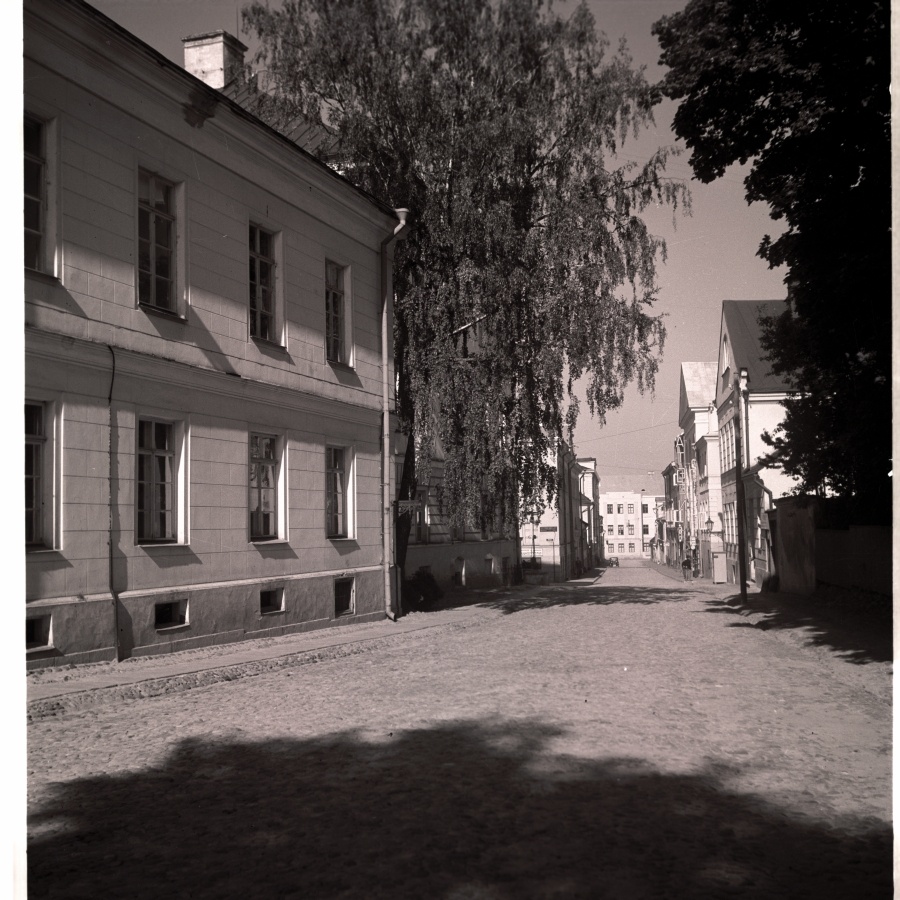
[25,0,398,667]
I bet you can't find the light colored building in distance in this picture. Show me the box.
[520,446,600,582]
[598,491,661,560]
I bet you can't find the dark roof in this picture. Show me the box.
[223,78,341,159]
[721,300,791,393]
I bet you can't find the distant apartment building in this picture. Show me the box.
[598,491,659,560]
[25,0,404,667]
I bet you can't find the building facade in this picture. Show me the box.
[676,362,722,579]
[598,491,659,561]
[519,447,599,582]
[25,0,403,667]
[715,301,796,588]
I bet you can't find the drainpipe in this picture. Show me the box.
[107,345,122,660]
[380,209,409,621]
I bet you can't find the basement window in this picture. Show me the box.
[334,578,354,617]
[260,587,284,615]
[155,599,188,630]
[26,615,52,650]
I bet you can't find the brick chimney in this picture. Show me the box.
[183,31,248,90]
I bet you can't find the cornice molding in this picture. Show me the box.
[26,329,381,426]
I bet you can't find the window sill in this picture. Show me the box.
[252,336,287,352]
[139,303,187,323]
[155,623,190,634]
[260,608,285,617]
[251,537,289,545]
[327,536,356,543]
[26,545,62,555]
[25,267,60,286]
[327,359,356,373]
[138,541,190,549]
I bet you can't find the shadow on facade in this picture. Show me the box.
[28,719,889,899]
[701,593,892,665]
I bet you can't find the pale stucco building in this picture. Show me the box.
[25,0,405,667]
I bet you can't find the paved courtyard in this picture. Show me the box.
[27,563,891,898]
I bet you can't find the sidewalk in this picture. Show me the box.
[26,580,550,711]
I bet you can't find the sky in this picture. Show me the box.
[89,0,787,496]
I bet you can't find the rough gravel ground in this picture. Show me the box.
[27,563,891,899]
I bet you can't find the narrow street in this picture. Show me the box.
[27,563,891,899]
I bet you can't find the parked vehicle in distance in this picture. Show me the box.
[607,557,619,567]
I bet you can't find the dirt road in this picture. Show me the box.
[27,564,891,898]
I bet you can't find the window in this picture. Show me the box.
[260,587,284,615]
[617,525,624,536]
[617,504,623,514]
[642,503,648,514]
[607,542,614,553]
[606,504,613,514]
[628,524,634,536]
[334,578,354,617]
[250,433,281,541]
[138,169,178,312]
[24,116,44,271]
[628,543,635,553]
[627,504,634,514]
[643,542,650,553]
[26,615,52,650]
[410,488,429,544]
[25,403,45,546]
[26,400,60,550]
[137,420,177,543]
[618,543,624,553]
[643,524,649,535]
[326,446,354,539]
[326,261,352,365]
[249,225,277,342]
[155,599,188,629]
[607,525,613,535]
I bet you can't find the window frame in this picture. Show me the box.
[325,260,353,367]
[25,396,62,551]
[23,112,60,278]
[248,222,285,346]
[249,431,287,543]
[136,167,187,319]
[135,413,189,546]
[325,444,355,540]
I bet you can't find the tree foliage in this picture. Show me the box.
[244,0,687,554]
[653,0,891,518]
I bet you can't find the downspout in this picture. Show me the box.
[107,345,122,661]
[380,208,409,621]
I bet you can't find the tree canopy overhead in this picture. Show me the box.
[653,0,891,518]
[244,0,687,548]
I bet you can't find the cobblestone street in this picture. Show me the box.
[27,563,891,899]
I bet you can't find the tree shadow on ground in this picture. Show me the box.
[28,719,890,899]
[701,588,892,665]
[478,584,693,615]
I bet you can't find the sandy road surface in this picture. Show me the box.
[27,565,891,899]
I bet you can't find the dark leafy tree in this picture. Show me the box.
[653,0,891,520]
[244,0,688,564]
